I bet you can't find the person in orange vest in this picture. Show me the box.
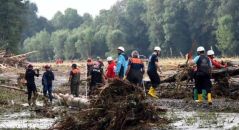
[105,56,116,79]
[126,51,145,86]
[69,64,80,97]
[207,50,227,69]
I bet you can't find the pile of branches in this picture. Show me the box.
[161,62,239,99]
[52,79,168,130]
[0,50,37,68]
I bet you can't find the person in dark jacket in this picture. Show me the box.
[69,64,80,97]
[147,47,162,98]
[42,65,55,105]
[126,50,145,86]
[89,62,103,95]
[87,58,94,77]
[191,46,213,105]
[25,64,39,106]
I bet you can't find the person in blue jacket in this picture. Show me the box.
[42,65,55,105]
[115,46,128,79]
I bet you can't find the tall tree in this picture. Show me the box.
[0,0,26,52]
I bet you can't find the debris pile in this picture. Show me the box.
[52,79,168,130]
[161,64,239,99]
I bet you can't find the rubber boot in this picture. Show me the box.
[148,87,159,98]
[208,93,212,105]
[194,88,198,100]
[198,94,203,103]
[202,89,207,101]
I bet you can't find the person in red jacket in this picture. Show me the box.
[207,50,226,69]
[106,56,116,79]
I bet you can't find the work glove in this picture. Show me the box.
[123,76,127,80]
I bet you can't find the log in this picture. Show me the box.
[161,66,239,83]
[0,85,89,108]
[0,85,26,92]
[8,51,38,59]
[225,61,239,66]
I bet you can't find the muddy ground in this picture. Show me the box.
[0,61,239,129]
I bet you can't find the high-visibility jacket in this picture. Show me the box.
[106,61,116,79]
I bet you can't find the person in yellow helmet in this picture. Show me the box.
[147,47,162,98]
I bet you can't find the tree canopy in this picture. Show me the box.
[1,0,239,61]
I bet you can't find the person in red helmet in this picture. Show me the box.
[105,56,116,79]
[25,64,39,107]
[42,65,54,105]
[87,58,94,77]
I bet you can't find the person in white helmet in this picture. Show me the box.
[147,46,162,98]
[207,50,226,69]
[191,46,213,105]
[105,56,116,79]
[115,46,128,79]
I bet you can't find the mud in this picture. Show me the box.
[0,111,56,129]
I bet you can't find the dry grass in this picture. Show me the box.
[31,57,239,72]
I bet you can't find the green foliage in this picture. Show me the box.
[23,30,53,61]
[0,0,26,52]
[51,8,83,30]
[216,15,236,56]
[2,0,239,60]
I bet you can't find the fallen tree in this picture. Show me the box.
[161,66,239,83]
[0,50,37,68]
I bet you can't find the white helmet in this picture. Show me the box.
[117,46,125,52]
[154,46,161,51]
[107,56,113,61]
[197,46,205,52]
[207,50,215,56]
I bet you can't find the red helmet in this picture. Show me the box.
[27,64,33,68]
[87,58,92,62]
[44,65,50,69]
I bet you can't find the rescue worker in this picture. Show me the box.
[89,62,103,95]
[126,50,145,86]
[25,64,39,107]
[97,56,104,72]
[42,65,55,105]
[87,58,94,77]
[105,56,116,79]
[207,50,227,69]
[147,47,162,98]
[69,64,80,97]
[116,46,128,79]
[192,46,213,105]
